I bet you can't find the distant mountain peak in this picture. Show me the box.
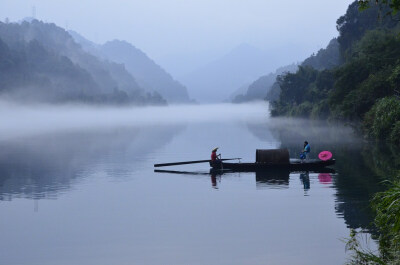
[181,43,274,103]
[19,17,37,23]
[69,32,190,103]
[231,43,260,52]
[102,40,148,60]
[104,39,135,49]
[221,43,264,61]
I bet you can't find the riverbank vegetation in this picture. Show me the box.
[270,1,400,146]
[346,179,400,264]
[343,140,400,264]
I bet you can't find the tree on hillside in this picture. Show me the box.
[358,0,400,14]
[337,1,399,58]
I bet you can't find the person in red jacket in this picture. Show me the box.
[210,147,222,169]
[211,147,221,161]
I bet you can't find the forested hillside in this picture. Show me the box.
[271,1,400,145]
[0,20,166,104]
[100,41,190,103]
[233,64,297,103]
[69,32,191,103]
[302,38,341,70]
[233,38,340,104]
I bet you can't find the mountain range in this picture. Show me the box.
[0,19,190,104]
[233,38,341,103]
[233,63,298,103]
[69,31,191,103]
[180,43,277,102]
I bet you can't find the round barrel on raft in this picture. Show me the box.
[255,149,290,164]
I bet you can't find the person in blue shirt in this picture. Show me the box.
[301,141,311,161]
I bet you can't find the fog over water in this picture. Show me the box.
[0,102,269,140]
[0,103,381,265]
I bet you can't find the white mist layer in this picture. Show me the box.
[0,102,269,140]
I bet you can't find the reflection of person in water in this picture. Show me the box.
[211,171,218,189]
[300,171,310,191]
[209,169,222,189]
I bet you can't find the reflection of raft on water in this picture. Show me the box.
[210,149,335,172]
[154,167,335,189]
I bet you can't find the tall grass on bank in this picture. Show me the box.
[372,180,400,263]
[346,180,400,264]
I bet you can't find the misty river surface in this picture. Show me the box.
[0,103,382,265]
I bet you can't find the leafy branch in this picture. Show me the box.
[358,0,400,14]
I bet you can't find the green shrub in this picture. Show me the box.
[346,179,400,265]
[363,103,378,137]
[289,101,313,118]
[310,100,330,119]
[388,64,400,88]
[390,121,400,146]
[372,180,400,262]
[363,97,400,139]
[270,101,289,117]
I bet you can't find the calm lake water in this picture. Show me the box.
[0,103,386,265]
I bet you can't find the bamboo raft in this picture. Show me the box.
[209,158,335,172]
[154,148,335,172]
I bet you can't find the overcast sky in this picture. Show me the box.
[0,0,354,74]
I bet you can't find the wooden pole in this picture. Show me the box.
[154,158,241,168]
